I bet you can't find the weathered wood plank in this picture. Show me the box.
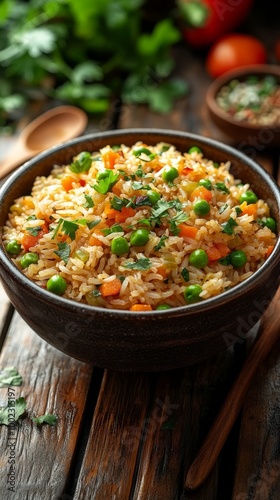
[0,311,93,500]
[74,370,152,500]
[232,294,280,499]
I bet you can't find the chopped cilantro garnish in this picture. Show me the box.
[54,242,71,263]
[169,211,188,235]
[32,414,58,426]
[70,152,92,173]
[93,170,119,194]
[154,235,168,251]
[86,219,101,230]
[102,224,123,236]
[131,181,151,190]
[221,217,237,235]
[61,220,79,240]
[135,166,145,178]
[181,268,190,282]
[235,206,243,216]
[84,194,94,208]
[26,226,42,236]
[218,255,231,266]
[0,397,26,426]
[215,182,230,194]
[0,367,23,387]
[111,196,129,211]
[124,258,152,270]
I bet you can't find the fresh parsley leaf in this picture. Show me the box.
[0,397,27,426]
[0,367,23,388]
[70,152,92,173]
[61,220,79,240]
[110,196,128,211]
[169,210,188,235]
[84,194,94,208]
[133,147,156,161]
[27,215,36,220]
[93,170,119,194]
[219,255,231,266]
[135,166,145,178]
[86,219,101,230]
[32,414,58,426]
[235,206,243,216]
[154,235,168,251]
[54,242,71,263]
[215,182,230,194]
[124,258,152,270]
[181,268,190,282]
[221,217,237,235]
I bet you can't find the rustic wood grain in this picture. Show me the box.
[0,311,93,500]
[232,301,280,499]
[185,288,280,491]
[74,370,152,500]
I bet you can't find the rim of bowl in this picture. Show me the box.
[206,64,280,133]
[0,128,280,318]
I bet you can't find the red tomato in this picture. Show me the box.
[181,0,253,48]
[206,34,267,78]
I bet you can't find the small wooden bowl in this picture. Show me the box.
[206,65,280,147]
[1,129,280,371]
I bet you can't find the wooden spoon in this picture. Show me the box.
[185,286,280,490]
[0,105,88,180]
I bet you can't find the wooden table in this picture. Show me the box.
[1,5,280,499]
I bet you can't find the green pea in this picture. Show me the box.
[213,162,220,169]
[189,249,208,269]
[162,166,179,183]
[188,146,202,154]
[5,240,21,255]
[229,250,247,268]
[156,304,172,310]
[147,190,160,205]
[47,275,67,295]
[193,199,210,216]
[111,236,129,256]
[184,284,202,304]
[198,179,212,190]
[261,217,277,233]
[130,229,150,246]
[96,169,111,180]
[239,190,258,205]
[20,252,39,269]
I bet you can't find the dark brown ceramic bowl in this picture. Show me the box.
[0,129,280,371]
[207,65,280,147]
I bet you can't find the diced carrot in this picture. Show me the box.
[129,304,153,311]
[189,186,212,202]
[266,245,274,258]
[61,175,77,192]
[216,242,230,257]
[114,206,136,223]
[89,235,104,247]
[112,180,123,196]
[21,224,48,251]
[157,266,168,279]
[99,278,122,297]
[240,202,257,217]
[178,224,198,239]
[206,243,231,261]
[206,246,222,261]
[102,150,121,170]
[104,202,117,219]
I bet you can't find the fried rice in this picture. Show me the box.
[2,142,277,310]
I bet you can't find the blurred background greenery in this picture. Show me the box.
[0,0,189,130]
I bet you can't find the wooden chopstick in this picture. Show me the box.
[185,287,280,490]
